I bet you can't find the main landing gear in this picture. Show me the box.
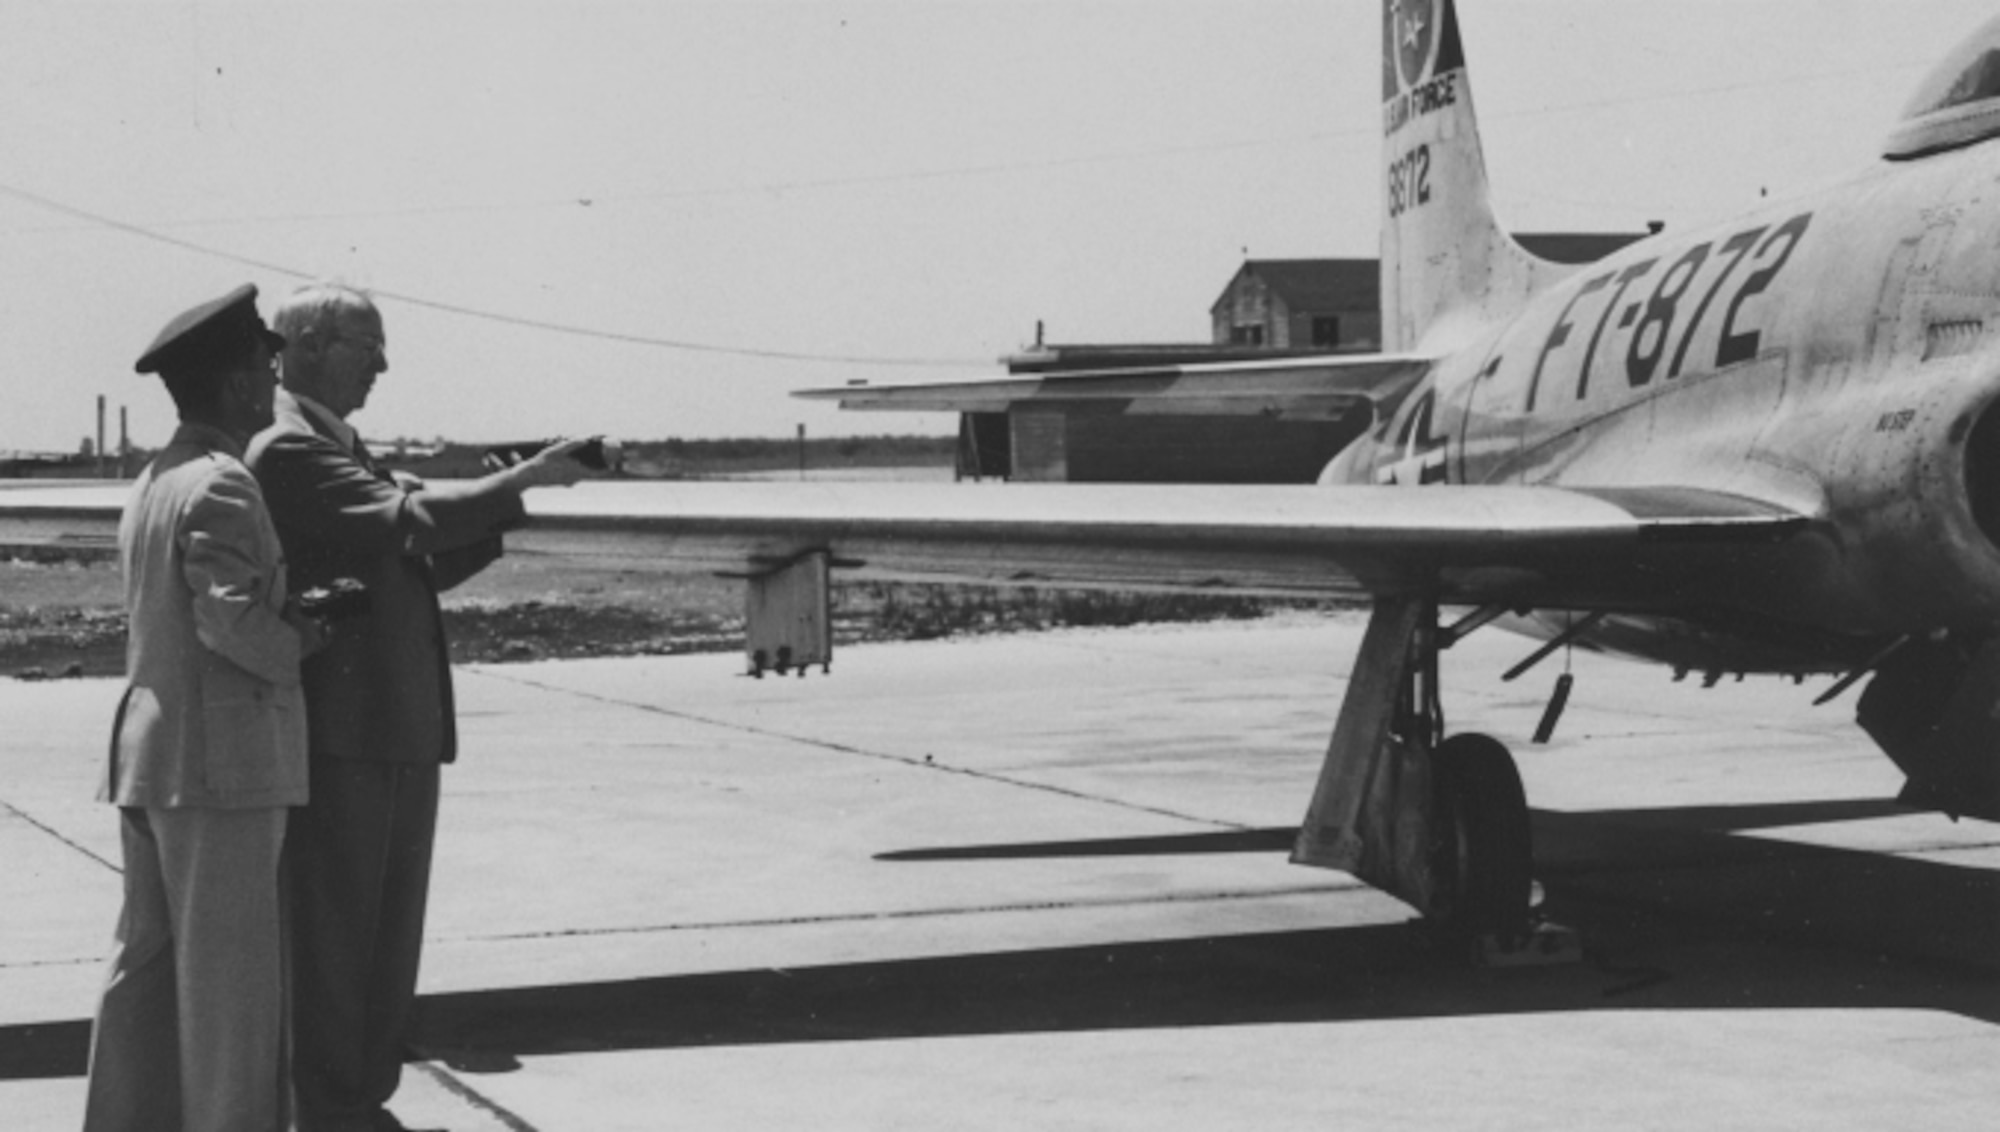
[1291,596,1575,965]
[1429,732,1534,936]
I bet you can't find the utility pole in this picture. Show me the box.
[96,395,106,479]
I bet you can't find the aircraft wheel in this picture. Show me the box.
[1429,732,1533,940]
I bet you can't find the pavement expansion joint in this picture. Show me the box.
[0,798,119,872]
[0,957,99,972]
[431,882,1364,946]
[474,667,1252,829]
[407,1061,540,1132]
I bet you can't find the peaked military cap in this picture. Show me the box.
[134,283,287,375]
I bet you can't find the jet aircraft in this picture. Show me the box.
[8,0,2000,955]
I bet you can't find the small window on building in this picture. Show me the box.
[1230,324,1265,346]
[1311,316,1340,347]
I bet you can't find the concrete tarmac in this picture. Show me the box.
[3,610,1996,1129]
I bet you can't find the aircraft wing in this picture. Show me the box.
[508,481,1815,611]
[0,480,125,557]
[0,477,1815,608]
[794,353,1434,421]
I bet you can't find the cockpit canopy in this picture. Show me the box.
[1885,16,2000,160]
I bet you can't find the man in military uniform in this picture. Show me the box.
[85,284,323,1132]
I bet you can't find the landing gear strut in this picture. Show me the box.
[1292,596,1563,961]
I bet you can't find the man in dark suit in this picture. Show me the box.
[247,282,588,1132]
[87,284,321,1132]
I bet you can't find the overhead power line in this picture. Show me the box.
[0,180,989,368]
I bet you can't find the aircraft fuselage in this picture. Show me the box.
[1334,143,2000,663]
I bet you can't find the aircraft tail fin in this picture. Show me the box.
[1380,0,1556,351]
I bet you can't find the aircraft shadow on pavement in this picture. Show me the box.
[875,799,1914,863]
[871,800,1916,863]
[4,798,1993,1081]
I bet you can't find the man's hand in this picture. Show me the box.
[502,437,594,490]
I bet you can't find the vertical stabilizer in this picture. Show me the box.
[1380,0,1547,352]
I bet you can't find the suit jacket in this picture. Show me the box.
[246,391,523,765]
[109,422,308,808]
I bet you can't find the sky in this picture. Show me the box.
[1,0,1995,453]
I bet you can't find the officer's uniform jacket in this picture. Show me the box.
[109,421,307,808]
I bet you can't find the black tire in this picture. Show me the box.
[1430,732,1533,939]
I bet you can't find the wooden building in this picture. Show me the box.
[1211,259,1381,349]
